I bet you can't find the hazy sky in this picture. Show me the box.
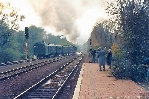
[0,0,111,45]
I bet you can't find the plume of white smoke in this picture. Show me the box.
[27,0,114,44]
[27,0,80,43]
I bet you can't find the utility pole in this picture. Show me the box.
[25,27,29,61]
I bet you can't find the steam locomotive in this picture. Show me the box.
[33,41,77,58]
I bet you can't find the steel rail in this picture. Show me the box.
[13,56,79,99]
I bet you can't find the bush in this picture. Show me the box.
[111,51,149,82]
[0,48,23,62]
[128,64,148,82]
[111,65,126,79]
[111,50,127,79]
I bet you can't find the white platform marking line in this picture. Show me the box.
[72,63,85,99]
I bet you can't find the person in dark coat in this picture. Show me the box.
[106,49,112,69]
[91,49,96,63]
[97,47,105,71]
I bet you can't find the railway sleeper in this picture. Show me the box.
[14,55,82,99]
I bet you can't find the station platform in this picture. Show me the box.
[73,63,149,99]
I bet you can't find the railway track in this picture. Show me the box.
[14,54,83,99]
[0,56,68,81]
[0,54,81,99]
[54,58,83,99]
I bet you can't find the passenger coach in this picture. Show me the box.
[33,41,77,58]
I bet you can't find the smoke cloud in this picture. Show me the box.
[27,0,79,43]
[27,0,113,44]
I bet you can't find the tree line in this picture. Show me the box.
[0,2,73,63]
[88,0,149,82]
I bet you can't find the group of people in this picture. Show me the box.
[89,47,112,71]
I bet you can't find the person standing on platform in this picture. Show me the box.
[88,48,92,63]
[106,49,112,69]
[97,47,105,71]
[91,49,96,63]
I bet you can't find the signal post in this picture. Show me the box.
[25,27,29,61]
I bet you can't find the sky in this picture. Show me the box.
[0,0,111,45]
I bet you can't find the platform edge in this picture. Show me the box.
[72,63,85,99]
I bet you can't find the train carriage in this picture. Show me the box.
[56,45,63,55]
[34,41,77,58]
[74,46,77,53]
[62,45,69,55]
[69,46,73,54]
[48,44,57,57]
[68,45,77,54]
[71,45,77,53]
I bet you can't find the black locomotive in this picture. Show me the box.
[33,41,77,58]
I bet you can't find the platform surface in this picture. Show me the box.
[73,63,149,99]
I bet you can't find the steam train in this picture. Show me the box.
[33,41,77,58]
